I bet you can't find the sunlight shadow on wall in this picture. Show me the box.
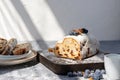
[15,0,65,41]
[0,0,29,40]
[10,0,49,49]
[45,0,120,40]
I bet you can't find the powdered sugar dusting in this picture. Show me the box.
[40,50,104,64]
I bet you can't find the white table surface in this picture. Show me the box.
[0,40,120,80]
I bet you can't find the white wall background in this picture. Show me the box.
[0,0,120,41]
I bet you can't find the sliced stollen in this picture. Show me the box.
[0,38,7,54]
[2,38,17,55]
[49,38,81,59]
[12,43,32,55]
[48,28,100,60]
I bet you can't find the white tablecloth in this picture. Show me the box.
[0,41,120,80]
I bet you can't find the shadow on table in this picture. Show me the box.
[0,60,38,75]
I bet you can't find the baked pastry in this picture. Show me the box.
[8,38,17,52]
[48,28,100,60]
[12,43,32,55]
[2,38,17,55]
[0,37,33,55]
[0,38,7,54]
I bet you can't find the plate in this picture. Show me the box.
[0,50,37,65]
[0,50,32,60]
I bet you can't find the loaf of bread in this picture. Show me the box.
[0,38,7,54]
[48,28,100,60]
[12,43,32,55]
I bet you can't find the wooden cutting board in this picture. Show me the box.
[38,50,106,75]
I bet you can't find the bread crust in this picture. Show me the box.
[0,38,32,55]
[12,43,32,55]
[0,38,7,54]
[2,38,17,55]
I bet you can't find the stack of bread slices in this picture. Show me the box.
[0,38,32,55]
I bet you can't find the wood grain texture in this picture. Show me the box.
[38,51,105,75]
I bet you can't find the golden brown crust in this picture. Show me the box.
[0,38,7,54]
[1,38,17,55]
[48,48,55,52]
[0,38,33,55]
[1,45,10,55]
[12,43,32,55]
